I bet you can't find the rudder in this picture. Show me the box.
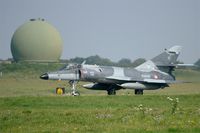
[151,46,182,77]
[151,46,182,66]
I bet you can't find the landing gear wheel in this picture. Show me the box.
[72,91,80,96]
[56,87,65,95]
[107,88,116,95]
[135,89,143,95]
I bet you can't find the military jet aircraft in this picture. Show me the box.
[40,46,191,95]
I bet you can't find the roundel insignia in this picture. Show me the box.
[154,74,158,79]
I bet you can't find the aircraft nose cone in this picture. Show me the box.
[40,73,49,80]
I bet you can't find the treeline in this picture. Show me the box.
[65,55,200,69]
[1,55,200,69]
[62,55,146,67]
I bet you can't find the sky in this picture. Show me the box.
[0,0,199,63]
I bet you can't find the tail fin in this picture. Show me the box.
[151,46,181,76]
[136,46,182,78]
[151,46,181,66]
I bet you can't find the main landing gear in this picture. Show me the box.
[135,89,143,95]
[107,85,116,95]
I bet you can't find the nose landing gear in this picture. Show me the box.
[69,80,80,96]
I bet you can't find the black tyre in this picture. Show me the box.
[72,91,80,96]
[107,88,116,95]
[135,89,143,95]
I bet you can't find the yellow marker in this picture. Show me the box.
[56,88,63,95]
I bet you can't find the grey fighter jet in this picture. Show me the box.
[40,46,190,95]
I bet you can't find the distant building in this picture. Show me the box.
[11,18,63,62]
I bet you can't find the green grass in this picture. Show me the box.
[0,96,200,133]
[0,64,200,132]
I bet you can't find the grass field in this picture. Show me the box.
[0,65,200,133]
[0,95,200,133]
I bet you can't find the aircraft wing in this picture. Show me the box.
[106,76,132,81]
[106,76,166,83]
[106,76,183,84]
[143,79,168,83]
[142,79,184,84]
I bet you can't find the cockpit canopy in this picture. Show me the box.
[60,63,82,71]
